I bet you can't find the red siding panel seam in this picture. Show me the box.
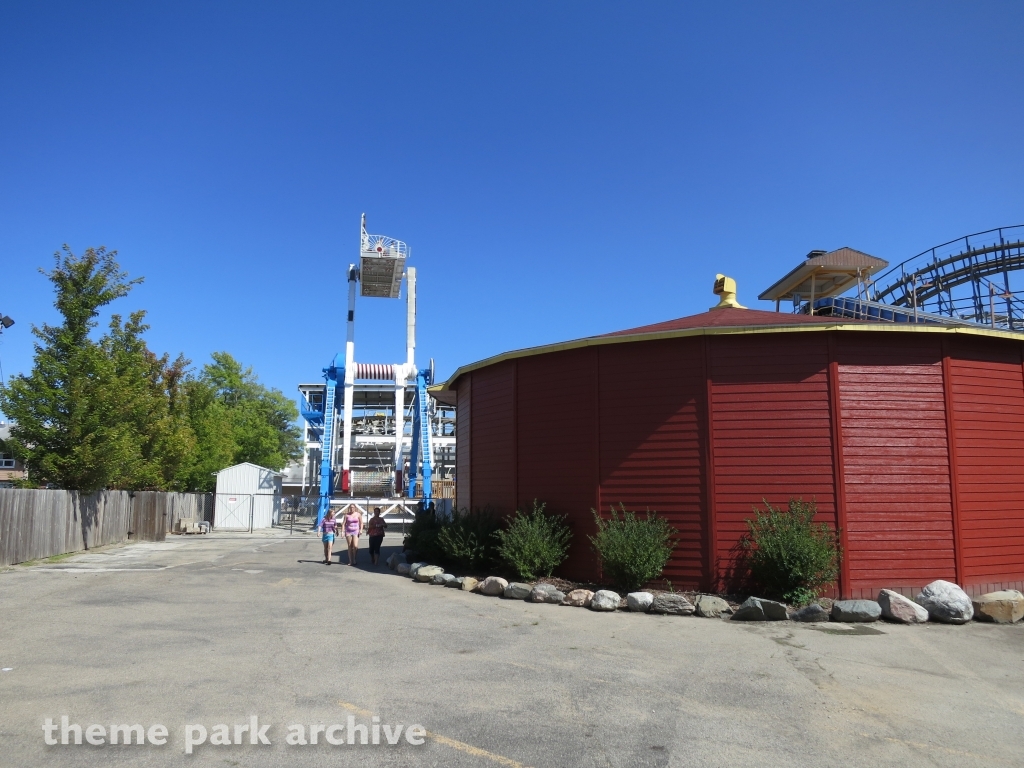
[702,335,718,591]
[828,333,852,598]
[513,360,519,513]
[594,348,602,518]
[469,373,474,509]
[941,340,965,587]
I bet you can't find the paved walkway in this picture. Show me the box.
[1,532,1022,767]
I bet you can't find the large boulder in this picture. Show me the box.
[386,553,402,570]
[649,593,695,616]
[504,582,532,600]
[529,584,565,604]
[831,600,881,623]
[971,590,1024,624]
[695,595,732,618]
[478,576,508,596]
[732,596,788,621]
[460,576,480,592]
[409,562,428,579]
[562,589,594,607]
[414,565,445,583]
[791,604,830,623]
[626,592,654,613]
[396,563,411,576]
[878,589,929,624]
[590,590,621,611]
[432,573,456,586]
[916,580,974,624]
[446,576,465,588]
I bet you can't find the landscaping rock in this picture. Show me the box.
[386,553,401,570]
[504,582,532,600]
[460,577,480,592]
[562,589,594,607]
[878,589,929,624]
[649,593,695,616]
[916,580,974,624]
[695,595,732,618]
[590,590,621,611]
[396,563,411,576]
[626,592,654,613]
[446,576,465,588]
[971,590,1024,624]
[732,597,788,621]
[529,584,565,604]
[790,604,830,622]
[432,573,456,586]
[409,562,427,578]
[478,576,508,596]
[831,599,881,623]
[415,565,445,583]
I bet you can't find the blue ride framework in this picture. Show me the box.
[300,216,434,527]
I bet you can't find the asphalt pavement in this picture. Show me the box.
[1,530,1021,768]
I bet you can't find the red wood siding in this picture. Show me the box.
[597,338,707,588]
[947,338,1024,595]
[456,376,471,512]
[837,336,955,597]
[709,335,837,590]
[468,361,517,515]
[516,348,600,580]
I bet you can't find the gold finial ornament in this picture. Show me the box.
[711,274,746,310]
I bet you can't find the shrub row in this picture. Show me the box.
[403,496,840,601]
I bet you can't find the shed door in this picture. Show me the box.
[216,494,252,529]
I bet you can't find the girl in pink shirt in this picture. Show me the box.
[319,510,338,565]
[342,508,363,566]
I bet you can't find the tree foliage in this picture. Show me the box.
[0,245,300,492]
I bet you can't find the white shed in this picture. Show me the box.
[213,462,283,530]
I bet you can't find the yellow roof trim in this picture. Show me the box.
[438,321,1024,392]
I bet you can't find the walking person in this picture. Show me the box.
[367,507,387,566]
[342,506,363,566]
[319,510,338,565]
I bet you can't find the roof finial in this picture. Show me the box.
[711,274,746,310]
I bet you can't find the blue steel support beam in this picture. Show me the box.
[316,356,344,527]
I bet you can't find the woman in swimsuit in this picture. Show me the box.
[342,507,363,566]
[319,510,338,565]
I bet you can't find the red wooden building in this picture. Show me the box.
[434,307,1024,599]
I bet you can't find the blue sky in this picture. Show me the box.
[1,2,1022,406]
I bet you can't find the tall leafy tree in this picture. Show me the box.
[200,352,301,471]
[0,245,300,493]
[0,246,143,490]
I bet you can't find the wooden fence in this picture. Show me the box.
[0,489,213,567]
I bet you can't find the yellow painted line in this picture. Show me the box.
[337,701,374,717]
[425,730,532,768]
[338,701,532,768]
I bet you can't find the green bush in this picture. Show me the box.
[589,505,676,591]
[494,500,572,580]
[437,507,502,571]
[742,497,841,605]
[402,510,446,563]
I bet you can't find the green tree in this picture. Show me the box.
[100,311,195,490]
[185,352,301,482]
[0,246,144,490]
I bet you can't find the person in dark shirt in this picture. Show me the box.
[367,507,387,565]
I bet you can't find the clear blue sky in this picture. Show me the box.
[2,2,1022,406]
